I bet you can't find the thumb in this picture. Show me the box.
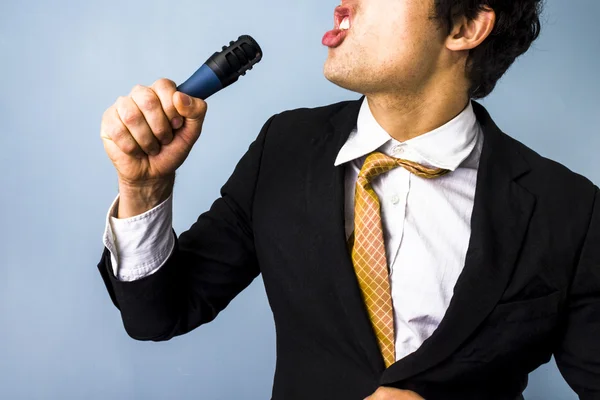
[173,91,207,124]
[172,91,207,147]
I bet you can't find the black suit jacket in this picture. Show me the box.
[98,98,600,400]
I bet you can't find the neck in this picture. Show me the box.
[365,86,470,143]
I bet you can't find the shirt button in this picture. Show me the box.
[391,194,400,205]
[393,145,405,156]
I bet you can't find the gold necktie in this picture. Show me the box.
[350,151,450,368]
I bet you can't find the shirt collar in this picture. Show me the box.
[334,97,480,171]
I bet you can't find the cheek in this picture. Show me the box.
[368,27,417,68]
[360,13,416,55]
[385,21,442,62]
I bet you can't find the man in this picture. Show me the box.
[98,0,600,399]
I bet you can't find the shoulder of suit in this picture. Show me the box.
[267,99,355,130]
[501,132,598,200]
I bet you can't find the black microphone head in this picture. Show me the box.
[205,35,263,88]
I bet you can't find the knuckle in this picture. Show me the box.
[121,140,138,155]
[114,96,126,111]
[154,126,171,141]
[153,77,176,89]
[108,124,125,141]
[117,101,139,125]
[131,84,146,94]
[121,109,139,125]
[139,135,158,150]
[115,97,139,125]
[137,93,160,111]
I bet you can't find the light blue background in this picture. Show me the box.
[0,0,598,398]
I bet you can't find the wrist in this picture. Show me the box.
[117,174,175,218]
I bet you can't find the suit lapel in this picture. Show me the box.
[306,97,387,375]
[380,101,536,385]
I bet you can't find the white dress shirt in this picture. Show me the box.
[103,97,484,361]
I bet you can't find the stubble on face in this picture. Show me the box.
[323,0,446,98]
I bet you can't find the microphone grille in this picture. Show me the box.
[207,35,263,84]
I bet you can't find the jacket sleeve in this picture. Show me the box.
[96,114,277,341]
[554,185,600,399]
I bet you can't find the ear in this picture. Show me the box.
[445,7,496,51]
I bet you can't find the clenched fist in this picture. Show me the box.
[100,78,207,217]
[101,78,207,185]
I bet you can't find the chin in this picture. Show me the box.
[323,59,365,94]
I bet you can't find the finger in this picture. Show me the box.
[100,105,144,158]
[171,91,208,147]
[130,84,174,147]
[151,78,183,134]
[116,95,161,156]
[173,91,207,122]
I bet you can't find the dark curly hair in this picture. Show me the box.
[432,0,544,99]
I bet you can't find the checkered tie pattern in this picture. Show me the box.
[350,151,450,368]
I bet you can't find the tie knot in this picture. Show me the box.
[358,151,451,184]
[358,152,402,184]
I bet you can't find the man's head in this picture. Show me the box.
[323,0,543,100]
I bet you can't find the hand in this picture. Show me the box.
[100,78,207,187]
[364,387,425,400]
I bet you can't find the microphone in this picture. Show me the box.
[176,35,263,100]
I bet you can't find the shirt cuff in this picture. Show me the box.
[102,192,175,282]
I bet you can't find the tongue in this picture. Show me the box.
[322,28,347,48]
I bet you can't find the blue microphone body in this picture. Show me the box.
[177,64,223,100]
[176,35,263,100]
